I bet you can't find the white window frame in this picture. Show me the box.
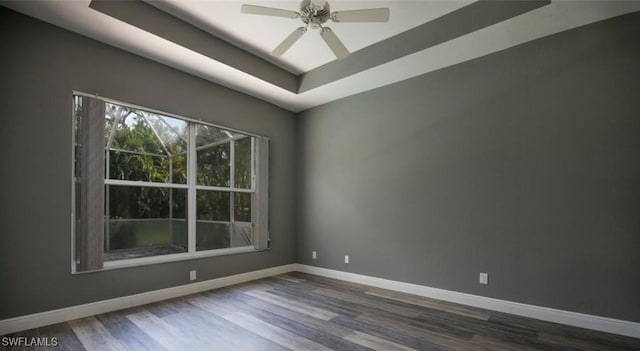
[71,92,270,273]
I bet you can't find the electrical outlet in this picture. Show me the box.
[479,272,488,285]
[345,255,349,264]
[190,270,197,281]
[312,251,317,259]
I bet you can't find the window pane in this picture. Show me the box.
[196,124,232,145]
[234,137,252,189]
[170,154,188,185]
[105,104,188,184]
[196,222,253,251]
[146,113,188,185]
[197,143,230,187]
[196,190,230,221]
[234,192,252,222]
[108,150,170,183]
[109,186,187,219]
[145,114,188,155]
[105,186,187,261]
[231,222,252,248]
[108,109,165,155]
[196,222,230,251]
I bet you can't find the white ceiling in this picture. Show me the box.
[4,1,640,112]
[148,0,473,74]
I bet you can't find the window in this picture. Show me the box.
[72,94,269,272]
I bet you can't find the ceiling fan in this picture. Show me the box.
[241,0,390,59]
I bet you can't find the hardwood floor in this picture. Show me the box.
[3,272,640,350]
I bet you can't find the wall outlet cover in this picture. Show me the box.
[479,272,488,285]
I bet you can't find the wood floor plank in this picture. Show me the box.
[291,272,371,293]
[265,286,365,318]
[95,310,169,351]
[537,332,638,351]
[40,322,87,351]
[359,312,489,350]
[471,335,555,351]
[489,311,640,350]
[413,309,540,343]
[183,293,236,317]
[272,274,306,283]
[235,298,373,351]
[364,289,491,320]
[241,289,339,320]
[489,311,589,337]
[258,277,313,294]
[68,316,128,351]
[125,309,202,351]
[224,311,335,351]
[232,280,275,293]
[312,288,423,318]
[200,287,370,350]
[332,314,466,351]
[143,301,181,319]
[245,297,354,338]
[172,298,289,351]
[358,309,476,341]
[161,312,249,351]
[268,279,318,294]
[344,330,420,351]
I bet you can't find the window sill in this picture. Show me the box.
[73,246,270,274]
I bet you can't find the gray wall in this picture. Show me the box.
[297,12,640,322]
[0,7,296,319]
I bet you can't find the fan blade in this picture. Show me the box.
[320,27,350,60]
[241,4,299,18]
[272,27,307,57]
[331,8,390,22]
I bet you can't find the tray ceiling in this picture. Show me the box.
[3,1,640,112]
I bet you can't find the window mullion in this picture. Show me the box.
[103,179,188,189]
[188,123,197,254]
[230,140,235,222]
[251,137,256,191]
[169,156,173,245]
[105,150,110,252]
[229,140,235,247]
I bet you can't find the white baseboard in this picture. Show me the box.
[0,264,296,336]
[295,264,640,339]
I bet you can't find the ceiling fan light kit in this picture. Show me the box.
[241,0,390,59]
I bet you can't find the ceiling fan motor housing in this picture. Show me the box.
[300,0,331,29]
